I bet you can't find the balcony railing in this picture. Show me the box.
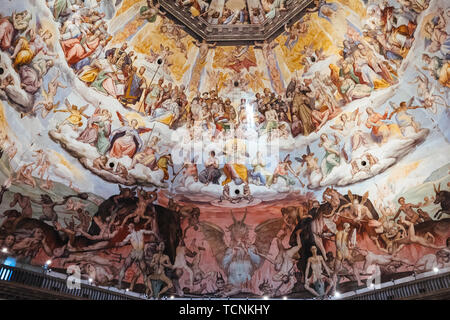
[159,0,314,45]
[1,262,448,300]
[343,269,450,300]
[0,263,141,300]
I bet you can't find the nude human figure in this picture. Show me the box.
[10,163,36,188]
[59,252,118,286]
[54,219,78,250]
[65,198,86,213]
[415,238,450,272]
[77,214,120,241]
[189,239,215,289]
[117,223,159,290]
[40,176,54,190]
[192,39,216,61]
[31,194,69,222]
[121,189,157,228]
[13,228,53,263]
[82,262,116,286]
[272,229,302,293]
[322,187,346,218]
[148,242,174,298]
[296,151,321,186]
[3,139,17,160]
[258,230,302,295]
[333,223,363,287]
[9,193,33,218]
[305,246,333,297]
[357,248,412,274]
[309,200,331,260]
[31,71,66,118]
[113,186,137,206]
[173,239,196,287]
[32,149,50,180]
[73,209,92,233]
[393,197,422,224]
[396,217,445,250]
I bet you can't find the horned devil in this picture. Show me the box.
[200,209,284,297]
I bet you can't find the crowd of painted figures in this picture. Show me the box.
[175,0,287,24]
[53,0,446,140]
[0,0,437,193]
[0,0,447,116]
[0,0,449,299]
[0,9,57,97]
[0,181,449,298]
[0,0,446,193]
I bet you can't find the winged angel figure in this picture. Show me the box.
[108,112,152,159]
[199,210,284,297]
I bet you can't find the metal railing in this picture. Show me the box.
[0,264,140,300]
[160,0,314,44]
[345,271,450,300]
[2,263,447,300]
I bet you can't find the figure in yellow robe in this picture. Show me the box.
[222,138,248,185]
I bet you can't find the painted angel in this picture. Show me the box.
[108,112,152,159]
[409,67,448,114]
[245,70,269,92]
[145,48,160,63]
[139,0,166,23]
[284,16,310,49]
[160,18,188,57]
[31,71,66,118]
[55,99,89,132]
[207,70,229,93]
[295,145,322,186]
[306,0,338,23]
[387,99,425,137]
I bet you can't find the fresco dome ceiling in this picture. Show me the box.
[159,0,314,45]
[0,0,449,299]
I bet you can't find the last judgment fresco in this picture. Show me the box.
[0,0,449,299]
